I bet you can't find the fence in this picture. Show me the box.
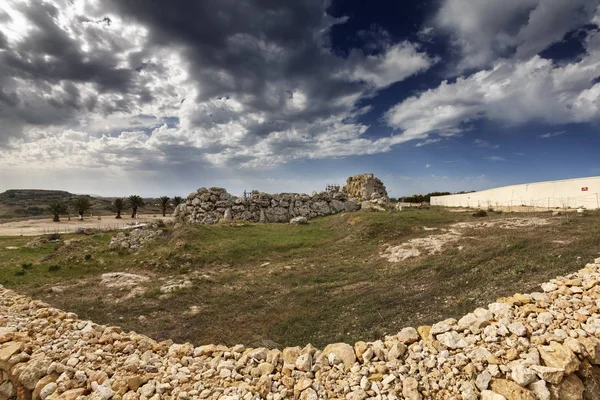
[10,218,161,237]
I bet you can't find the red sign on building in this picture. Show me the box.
[582,187,589,191]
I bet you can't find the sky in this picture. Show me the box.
[0,0,599,198]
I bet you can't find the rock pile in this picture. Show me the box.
[2,259,600,399]
[108,229,164,252]
[174,187,360,225]
[343,174,388,202]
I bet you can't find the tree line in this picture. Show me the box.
[48,195,185,222]
[396,191,475,203]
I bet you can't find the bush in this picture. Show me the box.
[84,254,92,261]
[15,269,25,276]
[472,209,488,217]
[487,207,494,212]
[47,233,62,241]
[21,262,33,269]
[48,265,61,272]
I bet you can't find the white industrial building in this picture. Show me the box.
[430,176,600,209]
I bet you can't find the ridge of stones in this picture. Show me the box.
[1,258,600,399]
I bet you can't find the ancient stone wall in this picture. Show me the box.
[2,259,600,399]
[173,187,359,225]
[173,174,392,225]
[343,174,388,202]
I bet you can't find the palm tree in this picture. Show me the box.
[172,196,184,208]
[113,198,125,219]
[72,196,92,220]
[48,202,67,222]
[128,195,145,219]
[158,196,170,217]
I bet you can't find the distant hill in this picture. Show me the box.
[0,189,164,222]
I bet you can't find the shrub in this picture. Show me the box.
[487,207,494,212]
[21,262,33,269]
[48,265,61,272]
[472,209,488,217]
[47,233,62,241]
[84,254,92,261]
[15,269,26,276]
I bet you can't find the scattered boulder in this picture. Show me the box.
[290,216,308,225]
[108,228,164,252]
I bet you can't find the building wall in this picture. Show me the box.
[430,176,600,209]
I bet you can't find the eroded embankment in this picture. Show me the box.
[2,258,600,399]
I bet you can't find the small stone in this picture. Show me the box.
[481,390,507,400]
[322,343,356,370]
[476,371,492,391]
[258,362,275,376]
[490,379,536,400]
[537,312,554,326]
[40,382,58,400]
[529,365,564,384]
[437,331,468,349]
[295,353,312,371]
[541,282,558,292]
[549,373,584,400]
[431,319,456,335]
[295,377,312,392]
[299,388,318,400]
[527,381,550,400]
[397,327,420,344]
[538,341,580,375]
[510,364,536,386]
[507,322,527,337]
[402,377,421,400]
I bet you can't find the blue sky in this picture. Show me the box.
[0,0,599,197]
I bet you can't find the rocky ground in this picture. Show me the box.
[381,217,551,262]
[2,257,600,399]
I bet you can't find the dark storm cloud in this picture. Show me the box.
[0,1,143,142]
[4,2,134,91]
[105,0,369,128]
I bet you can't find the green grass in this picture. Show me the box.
[1,209,599,348]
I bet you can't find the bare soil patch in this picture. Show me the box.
[381,217,551,262]
[0,214,172,236]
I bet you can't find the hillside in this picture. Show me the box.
[0,189,164,221]
[1,209,599,348]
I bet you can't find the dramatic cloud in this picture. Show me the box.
[0,0,434,171]
[386,27,600,142]
[435,0,599,71]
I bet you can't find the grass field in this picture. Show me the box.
[1,208,599,348]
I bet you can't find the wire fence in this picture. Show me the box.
[14,218,161,237]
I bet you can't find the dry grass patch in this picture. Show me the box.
[1,209,599,348]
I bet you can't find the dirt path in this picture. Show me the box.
[0,214,173,236]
